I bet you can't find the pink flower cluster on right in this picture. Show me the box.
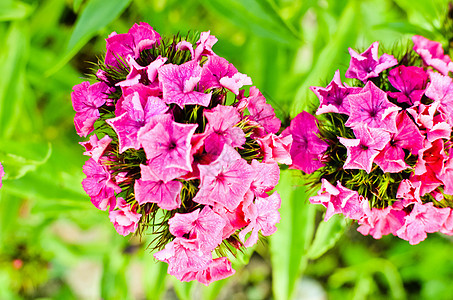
[297,36,453,245]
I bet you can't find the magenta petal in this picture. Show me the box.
[425,72,453,124]
[159,61,212,108]
[194,145,254,210]
[388,65,428,105]
[194,31,218,60]
[413,35,453,75]
[311,70,362,115]
[287,111,328,173]
[340,125,391,173]
[250,160,279,196]
[345,41,397,82]
[346,81,400,132]
[244,86,281,134]
[140,119,197,182]
[396,202,450,245]
[154,238,211,278]
[128,22,161,56]
[239,192,281,247]
[72,81,110,137]
[257,133,292,165]
[109,198,141,236]
[200,56,237,90]
[203,105,246,155]
[357,205,406,239]
[80,135,112,162]
[219,72,252,95]
[169,206,226,251]
[134,164,182,210]
[82,158,121,211]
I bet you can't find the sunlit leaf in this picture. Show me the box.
[270,170,316,300]
[47,0,131,76]
[0,1,33,21]
[306,214,346,260]
[0,22,29,139]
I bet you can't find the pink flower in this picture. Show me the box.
[214,203,248,239]
[105,22,161,68]
[116,55,167,88]
[239,192,281,247]
[412,35,453,75]
[357,204,406,239]
[176,41,195,59]
[250,160,280,197]
[345,81,400,132]
[311,70,362,115]
[80,135,112,162]
[158,61,212,108]
[388,65,428,105]
[256,133,292,165]
[168,206,226,251]
[140,118,198,182]
[309,179,365,221]
[438,157,453,195]
[107,90,168,152]
[396,179,421,202]
[194,31,218,61]
[339,125,391,173]
[109,198,141,236]
[424,72,453,125]
[407,101,451,142]
[284,111,328,174]
[374,112,424,173]
[199,56,251,94]
[154,238,211,279]
[396,202,450,245]
[0,163,4,188]
[194,145,254,210]
[134,164,182,210]
[179,257,235,286]
[440,208,453,235]
[71,81,111,137]
[414,139,446,176]
[345,41,397,82]
[202,105,246,155]
[81,158,121,211]
[241,86,281,134]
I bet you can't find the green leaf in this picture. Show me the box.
[290,1,359,117]
[0,22,29,138]
[270,170,316,300]
[73,0,84,12]
[373,22,435,38]
[47,0,132,76]
[199,0,301,45]
[173,279,194,300]
[0,141,51,180]
[144,260,167,300]
[306,214,346,260]
[0,1,33,21]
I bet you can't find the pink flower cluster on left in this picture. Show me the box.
[71,23,290,285]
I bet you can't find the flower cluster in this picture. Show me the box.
[71,23,288,284]
[298,37,453,245]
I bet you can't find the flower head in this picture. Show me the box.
[345,41,397,82]
[284,111,328,174]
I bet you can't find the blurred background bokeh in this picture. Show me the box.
[1,0,453,299]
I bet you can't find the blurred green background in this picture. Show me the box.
[1,0,453,299]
